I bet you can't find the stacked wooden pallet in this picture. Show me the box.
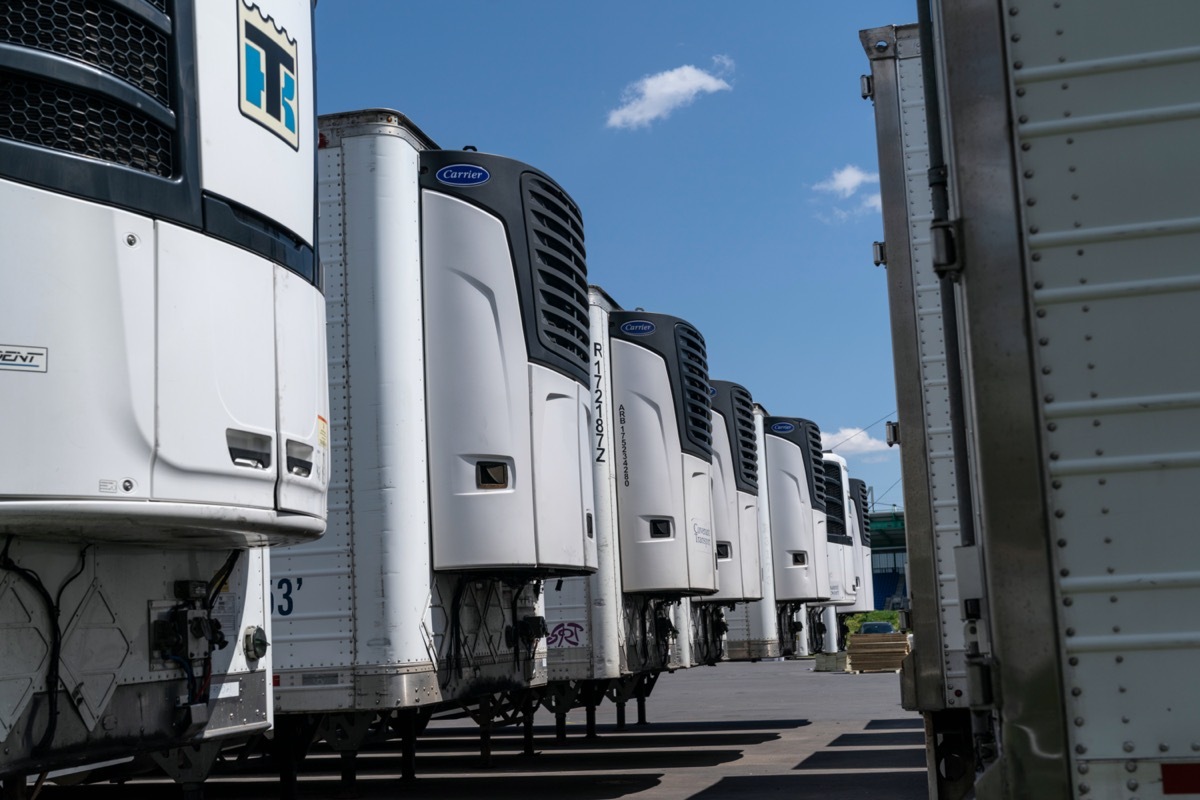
[813,652,849,672]
[846,633,910,673]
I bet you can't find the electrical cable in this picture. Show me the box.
[824,410,896,452]
[871,477,903,509]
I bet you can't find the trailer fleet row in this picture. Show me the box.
[0,3,876,794]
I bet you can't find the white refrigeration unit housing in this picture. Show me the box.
[272,110,597,731]
[762,418,830,604]
[725,405,783,661]
[0,0,326,787]
[841,478,876,614]
[706,381,762,603]
[820,454,858,608]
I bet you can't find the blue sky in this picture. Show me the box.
[314,1,915,510]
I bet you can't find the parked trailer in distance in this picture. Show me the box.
[864,3,1200,797]
[724,405,783,662]
[0,1,327,793]
[271,109,597,788]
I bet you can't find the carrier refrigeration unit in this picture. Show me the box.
[864,4,1200,797]
[687,380,761,666]
[761,417,829,656]
[813,454,860,653]
[843,478,875,614]
[0,0,327,791]
[725,405,783,661]
[271,109,597,777]
[544,289,716,733]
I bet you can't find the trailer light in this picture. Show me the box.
[476,461,509,489]
[649,519,673,539]
[243,626,269,661]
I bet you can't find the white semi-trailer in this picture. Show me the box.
[761,417,829,656]
[843,478,875,615]
[864,3,1200,797]
[544,290,716,733]
[270,109,597,785]
[0,1,327,793]
[812,454,861,654]
[724,406,783,661]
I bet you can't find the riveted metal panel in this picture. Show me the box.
[1001,0,1200,786]
[862,22,967,711]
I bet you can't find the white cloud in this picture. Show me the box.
[861,192,883,212]
[821,427,891,456]
[813,165,879,198]
[607,56,733,130]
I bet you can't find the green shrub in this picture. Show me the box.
[844,610,901,634]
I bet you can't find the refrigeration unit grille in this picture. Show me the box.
[1,0,171,104]
[804,421,827,512]
[823,459,846,535]
[851,479,871,547]
[730,385,758,490]
[675,322,713,454]
[0,72,173,176]
[523,173,589,377]
[0,0,176,176]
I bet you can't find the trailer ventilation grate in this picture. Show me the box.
[852,479,871,547]
[523,174,589,377]
[823,459,846,535]
[730,385,758,491]
[0,72,173,176]
[803,421,826,512]
[675,323,713,455]
[1,0,171,105]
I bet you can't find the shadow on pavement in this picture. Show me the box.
[795,747,926,770]
[864,717,923,730]
[411,731,782,752]
[687,772,926,799]
[40,772,665,800]
[402,746,745,773]
[828,731,926,747]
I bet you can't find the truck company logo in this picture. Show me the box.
[707,385,717,397]
[619,320,656,336]
[770,421,796,434]
[239,1,299,150]
[435,164,491,186]
[0,345,47,373]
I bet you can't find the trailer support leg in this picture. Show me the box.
[1,775,28,800]
[478,697,493,768]
[555,710,567,742]
[399,711,418,781]
[523,700,536,756]
[338,751,358,798]
[616,701,626,730]
[585,703,597,739]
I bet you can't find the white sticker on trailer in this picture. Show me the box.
[0,345,47,373]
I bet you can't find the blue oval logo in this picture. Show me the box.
[436,164,491,187]
[707,385,717,397]
[619,320,656,336]
[770,422,796,434]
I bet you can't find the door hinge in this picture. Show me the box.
[931,218,963,278]
[860,74,874,100]
[872,241,887,267]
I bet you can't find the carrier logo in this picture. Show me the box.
[0,345,47,373]
[436,165,491,187]
[619,320,656,336]
[239,1,300,150]
[770,421,796,434]
[707,385,717,397]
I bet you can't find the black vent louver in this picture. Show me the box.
[823,459,853,545]
[522,172,589,378]
[710,381,757,494]
[730,385,757,491]
[849,478,871,547]
[674,323,713,455]
[0,0,176,176]
[802,421,827,514]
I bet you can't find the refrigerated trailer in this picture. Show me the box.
[270,109,597,782]
[864,4,1200,797]
[0,0,327,792]
[724,405,783,662]
[544,288,716,733]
